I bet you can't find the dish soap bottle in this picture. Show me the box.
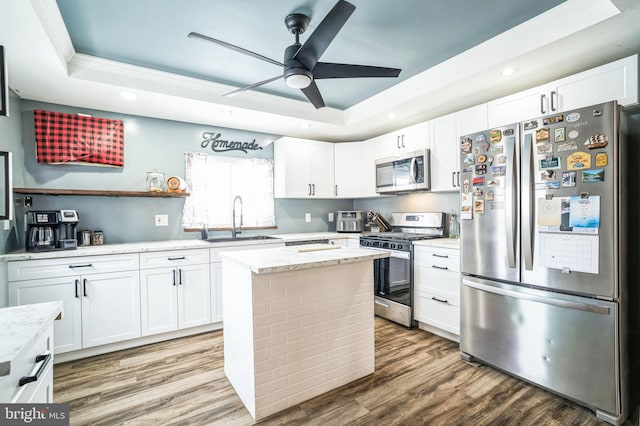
[449,211,459,239]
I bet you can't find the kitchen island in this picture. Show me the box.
[220,244,388,420]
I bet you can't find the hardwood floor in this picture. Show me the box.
[54,318,629,425]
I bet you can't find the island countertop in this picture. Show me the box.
[219,244,388,274]
[0,301,63,377]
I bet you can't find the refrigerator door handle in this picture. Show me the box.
[505,135,517,268]
[522,133,534,270]
[462,279,611,315]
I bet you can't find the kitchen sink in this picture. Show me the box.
[205,235,280,243]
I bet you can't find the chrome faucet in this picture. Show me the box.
[232,195,243,238]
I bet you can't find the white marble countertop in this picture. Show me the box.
[413,238,460,249]
[0,301,63,377]
[270,232,359,241]
[220,244,388,274]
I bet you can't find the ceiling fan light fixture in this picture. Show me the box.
[285,73,312,89]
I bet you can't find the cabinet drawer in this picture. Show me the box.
[140,249,209,269]
[0,326,53,403]
[414,291,460,335]
[414,265,460,303]
[414,247,460,272]
[8,254,140,282]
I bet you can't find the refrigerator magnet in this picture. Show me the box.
[539,156,561,170]
[473,199,485,214]
[491,146,504,155]
[477,154,487,164]
[543,114,564,125]
[487,179,501,187]
[490,129,502,143]
[463,154,475,166]
[536,128,550,143]
[582,169,605,183]
[461,137,472,154]
[537,144,553,155]
[584,133,608,149]
[463,178,470,193]
[473,187,484,196]
[472,176,485,186]
[492,166,506,176]
[568,130,579,139]
[475,133,486,144]
[595,152,608,167]
[523,120,538,130]
[557,141,578,152]
[554,127,566,142]
[561,171,577,187]
[475,164,487,175]
[486,190,495,201]
[540,170,557,181]
[461,193,473,219]
[567,151,591,170]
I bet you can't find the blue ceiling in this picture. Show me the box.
[55,0,565,110]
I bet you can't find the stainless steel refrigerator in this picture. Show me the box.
[459,101,640,425]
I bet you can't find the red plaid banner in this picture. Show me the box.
[34,110,124,167]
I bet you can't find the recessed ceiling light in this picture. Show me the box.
[220,109,233,116]
[120,91,136,101]
[387,112,397,120]
[501,67,518,77]
[300,123,310,129]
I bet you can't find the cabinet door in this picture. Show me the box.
[9,277,82,354]
[554,55,638,111]
[456,103,488,137]
[361,138,380,197]
[334,141,365,198]
[376,132,402,158]
[210,262,223,323]
[401,123,429,152]
[488,84,549,128]
[310,141,335,198]
[177,264,211,329]
[274,138,312,198]
[81,271,141,348]
[140,267,178,336]
[429,113,458,192]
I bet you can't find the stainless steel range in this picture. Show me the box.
[360,212,445,327]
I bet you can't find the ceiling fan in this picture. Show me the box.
[188,0,401,109]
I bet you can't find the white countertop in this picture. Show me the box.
[413,238,460,249]
[0,232,357,262]
[220,244,388,274]
[0,301,63,377]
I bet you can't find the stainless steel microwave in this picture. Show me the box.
[375,149,430,194]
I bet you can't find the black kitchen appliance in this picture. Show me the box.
[26,210,79,252]
[360,212,445,327]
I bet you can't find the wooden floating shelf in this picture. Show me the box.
[13,188,189,198]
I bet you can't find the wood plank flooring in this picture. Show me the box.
[54,318,631,425]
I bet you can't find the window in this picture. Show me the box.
[182,152,275,229]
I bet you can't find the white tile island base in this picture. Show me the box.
[221,246,383,420]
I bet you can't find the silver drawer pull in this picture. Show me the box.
[375,300,390,308]
[69,263,93,269]
[19,353,51,386]
[431,296,448,304]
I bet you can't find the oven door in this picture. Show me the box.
[373,250,411,305]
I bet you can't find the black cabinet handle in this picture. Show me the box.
[172,269,176,286]
[69,263,93,269]
[83,278,88,297]
[75,279,80,298]
[168,256,186,261]
[431,296,449,304]
[551,90,557,111]
[456,171,460,187]
[312,184,316,195]
[308,184,312,196]
[19,353,51,386]
[431,265,449,270]
[433,253,449,258]
[178,269,183,285]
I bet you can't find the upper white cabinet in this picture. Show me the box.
[456,103,489,137]
[274,137,335,198]
[334,141,365,198]
[488,54,638,127]
[428,113,458,192]
[376,122,429,158]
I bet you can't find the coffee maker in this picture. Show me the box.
[26,210,79,252]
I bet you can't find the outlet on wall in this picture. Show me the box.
[328,212,334,222]
[305,213,311,223]
[155,214,169,227]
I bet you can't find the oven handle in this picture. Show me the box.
[366,246,410,260]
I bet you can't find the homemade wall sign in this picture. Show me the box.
[200,131,264,154]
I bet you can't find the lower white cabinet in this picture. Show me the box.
[139,249,211,336]
[9,256,141,353]
[413,245,460,337]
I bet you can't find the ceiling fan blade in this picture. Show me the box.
[188,32,283,67]
[301,81,325,109]
[313,62,401,79]
[293,0,355,71]
[223,75,283,97]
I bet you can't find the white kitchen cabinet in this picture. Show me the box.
[334,141,365,198]
[361,138,380,197]
[139,249,211,336]
[413,245,460,338]
[488,54,638,127]
[274,137,335,198]
[376,122,429,158]
[456,103,489,137]
[9,254,141,353]
[428,113,458,192]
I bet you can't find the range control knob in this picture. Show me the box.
[396,244,403,250]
